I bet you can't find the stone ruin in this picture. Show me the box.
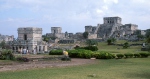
[85,16,139,40]
[8,27,48,54]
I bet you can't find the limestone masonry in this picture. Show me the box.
[9,27,47,54]
[85,16,138,39]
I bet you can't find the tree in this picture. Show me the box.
[107,38,116,45]
[83,32,89,39]
[107,39,112,45]
[0,41,6,48]
[146,37,150,43]
[43,37,50,42]
[123,42,130,49]
[137,35,144,41]
[86,39,98,46]
[134,30,141,35]
[145,29,150,38]
[111,38,116,43]
[134,30,145,41]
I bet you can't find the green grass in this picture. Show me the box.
[97,41,148,54]
[0,58,150,79]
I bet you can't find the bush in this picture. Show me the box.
[84,46,98,51]
[16,57,29,62]
[133,53,141,58]
[123,42,130,49]
[68,49,93,59]
[68,50,79,58]
[77,49,93,59]
[116,54,124,59]
[0,49,15,60]
[74,46,98,51]
[124,53,133,58]
[49,50,63,55]
[61,57,71,61]
[139,53,149,58]
[93,51,115,59]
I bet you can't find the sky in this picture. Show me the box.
[0,0,150,38]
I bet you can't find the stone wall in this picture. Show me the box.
[0,34,14,43]
[51,27,62,33]
[18,27,42,41]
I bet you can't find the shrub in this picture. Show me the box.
[133,53,141,58]
[124,53,133,58]
[74,46,85,50]
[49,50,63,55]
[116,54,124,59]
[68,49,93,59]
[139,52,149,58]
[74,46,98,51]
[0,49,15,60]
[123,42,130,49]
[68,50,79,58]
[61,57,71,61]
[94,51,115,59]
[77,49,93,59]
[84,46,98,51]
[16,57,29,62]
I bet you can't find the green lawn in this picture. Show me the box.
[97,41,148,54]
[0,58,150,79]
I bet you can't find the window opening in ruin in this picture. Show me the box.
[13,47,15,50]
[39,46,41,51]
[108,21,109,23]
[54,30,56,33]
[24,34,27,40]
[116,27,118,30]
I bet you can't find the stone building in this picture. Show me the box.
[46,27,81,44]
[9,27,47,54]
[0,34,14,43]
[85,16,138,38]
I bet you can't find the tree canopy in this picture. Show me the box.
[83,32,89,39]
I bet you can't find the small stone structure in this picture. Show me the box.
[0,34,14,43]
[9,27,47,54]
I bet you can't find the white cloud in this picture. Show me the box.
[0,0,150,37]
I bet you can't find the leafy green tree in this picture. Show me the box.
[123,42,130,49]
[134,30,141,35]
[137,35,144,40]
[107,39,112,45]
[146,37,150,43]
[86,39,98,46]
[0,41,6,48]
[43,37,50,42]
[83,32,89,39]
[134,30,145,41]
[111,38,116,43]
[145,29,150,38]
[107,38,116,45]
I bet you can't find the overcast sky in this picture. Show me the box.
[0,0,150,38]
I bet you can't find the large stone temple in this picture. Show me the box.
[85,16,138,39]
[9,27,47,54]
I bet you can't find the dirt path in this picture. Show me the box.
[0,58,97,72]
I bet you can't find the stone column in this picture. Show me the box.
[37,46,39,53]
[41,46,43,53]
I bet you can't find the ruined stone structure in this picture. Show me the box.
[85,16,138,39]
[9,27,47,54]
[46,27,80,44]
[0,34,14,43]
